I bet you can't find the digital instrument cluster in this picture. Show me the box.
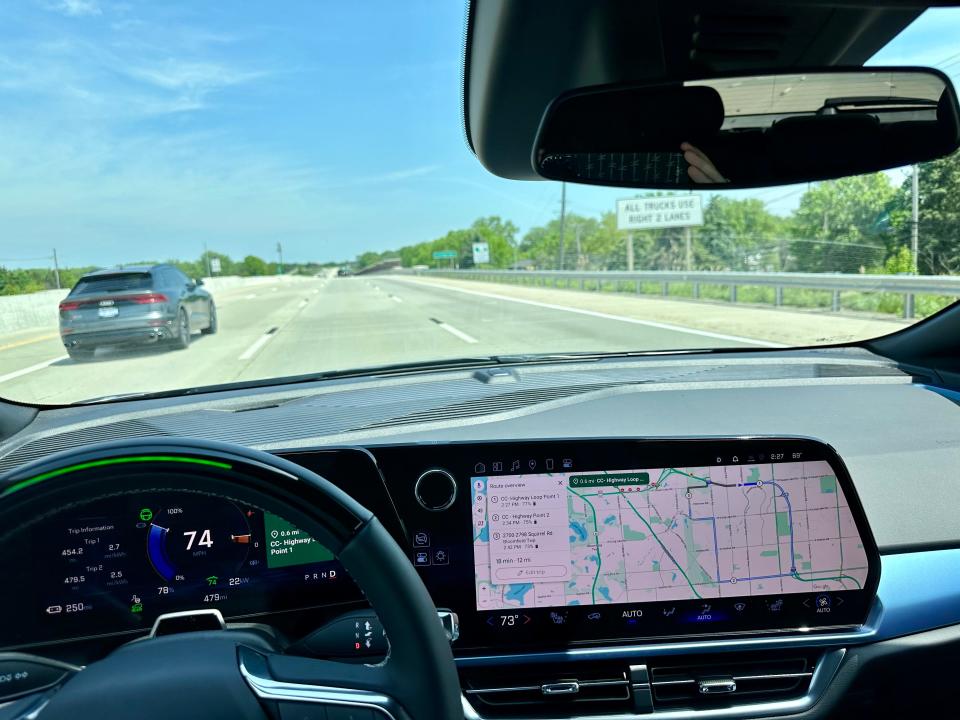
[0,491,357,648]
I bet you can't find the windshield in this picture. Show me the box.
[2,3,960,405]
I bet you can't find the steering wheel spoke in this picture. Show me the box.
[240,647,409,720]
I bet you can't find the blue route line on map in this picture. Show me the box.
[683,478,798,584]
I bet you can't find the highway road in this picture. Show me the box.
[0,276,771,405]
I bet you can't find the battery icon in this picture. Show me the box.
[46,605,63,615]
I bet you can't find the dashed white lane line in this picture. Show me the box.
[390,295,403,303]
[244,294,257,299]
[433,319,478,344]
[0,355,68,384]
[404,279,785,348]
[238,331,276,361]
[312,289,320,294]
[298,299,309,308]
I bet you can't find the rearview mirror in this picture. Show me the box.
[534,67,960,189]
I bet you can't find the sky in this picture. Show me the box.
[2,2,960,269]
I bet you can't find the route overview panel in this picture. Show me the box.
[474,460,868,610]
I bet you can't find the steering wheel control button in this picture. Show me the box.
[414,469,457,511]
[0,658,71,701]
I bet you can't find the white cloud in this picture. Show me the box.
[125,60,265,92]
[48,0,102,17]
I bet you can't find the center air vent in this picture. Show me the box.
[462,650,834,718]
[462,661,631,717]
[647,651,818,711]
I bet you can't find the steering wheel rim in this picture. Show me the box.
[0,438,463,720]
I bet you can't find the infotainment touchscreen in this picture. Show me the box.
[472,459,869,612]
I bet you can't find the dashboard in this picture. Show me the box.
[0,437,879,657]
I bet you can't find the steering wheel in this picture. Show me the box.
[0,438,463,720]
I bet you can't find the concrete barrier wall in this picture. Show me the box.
[0,275,312,336]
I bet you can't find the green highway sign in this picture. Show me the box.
[432,250,457,259]
[569,472,650,488]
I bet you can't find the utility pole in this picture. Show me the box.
[52,248,61,290]
[277,242,284,275]
[574,226,582,269]
[627,233,635,272]
[203,242,212,277]
[557,182,567,270]
[684,226,692,272]
[911,163,920,274]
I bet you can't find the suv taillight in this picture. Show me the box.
[131,293,169,304]
[59,300,82,311]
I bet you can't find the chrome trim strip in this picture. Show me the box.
[149,609,225,638]
[462,649,846,720]
[650,671,812,686]
[466,679,628,695]
[579,679,629,687]
[238,647,403,720]
[732,671,813,682]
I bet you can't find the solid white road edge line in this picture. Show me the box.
[0,355,69,384]
[400,278,786,348]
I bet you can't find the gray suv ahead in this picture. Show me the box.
[59,264,217,361]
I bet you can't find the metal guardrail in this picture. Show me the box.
[417,269,960,319]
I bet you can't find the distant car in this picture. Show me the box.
[59,264,217,361]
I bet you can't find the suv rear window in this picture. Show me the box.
[70,273,153,296]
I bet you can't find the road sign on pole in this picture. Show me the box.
[472,242,490,265]
[617,196,703,230]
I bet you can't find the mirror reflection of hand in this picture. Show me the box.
[681,142,728,184]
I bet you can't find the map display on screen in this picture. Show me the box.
[472,460,869,610]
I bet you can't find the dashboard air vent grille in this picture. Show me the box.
[363,382,635,429]
[649,651,815,710]
[462,661,631,717]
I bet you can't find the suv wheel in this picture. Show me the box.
[201,302,218,335]
[172,308,191,350]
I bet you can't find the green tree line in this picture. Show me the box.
[0,251,320,296]
[354,150,960,276]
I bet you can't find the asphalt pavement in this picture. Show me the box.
[0,276,766,405]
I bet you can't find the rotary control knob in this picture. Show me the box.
[414,469,457,511]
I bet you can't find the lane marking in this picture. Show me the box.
[390,295,403,303]
[244,294,257,299]
[0,332,59,352]
[404,280,785,348]
[238,327,279,361]
[312,289,320,294]
[430,317,478,344]
[0,355,68,384]
[298,299,309,308]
